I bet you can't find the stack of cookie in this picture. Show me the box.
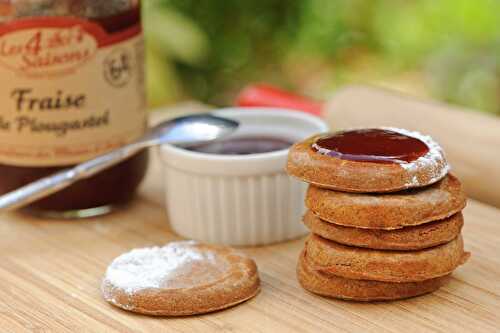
[287,128,470,301]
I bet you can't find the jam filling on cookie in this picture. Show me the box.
[312,129,429,164]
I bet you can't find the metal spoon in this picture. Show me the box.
[0,113,239,212]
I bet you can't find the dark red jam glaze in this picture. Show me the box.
[0,4,147,212]
[312,129,430,164]
[188,136,293,155]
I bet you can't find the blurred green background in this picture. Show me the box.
[144,0,500,115]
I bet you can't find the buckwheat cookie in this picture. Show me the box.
[303,210,463,250]
[287,128,449,192]
[101,241,260,316]
[297,250,451,301]
[305,234,469,283]
[306,174,466,230]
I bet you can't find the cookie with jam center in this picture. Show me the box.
[306,174,466,230]
[305,234,469,283]
[303,210,464,250]
[287,128,449,192]
[101,241,260,316]
[297,250,451,301]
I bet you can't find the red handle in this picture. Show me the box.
[236,84,324,117]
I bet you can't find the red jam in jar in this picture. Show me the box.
[0,1,148,218]
[312,128,429,164]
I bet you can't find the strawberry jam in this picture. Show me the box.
[312,129,429,164]
[0,1,147,218]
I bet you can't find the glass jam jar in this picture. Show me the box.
[0,0,148,218]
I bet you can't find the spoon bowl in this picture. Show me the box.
[147,114,239,147]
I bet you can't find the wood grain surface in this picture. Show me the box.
[1,96,499,332]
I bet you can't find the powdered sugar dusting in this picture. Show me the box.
[103,241,217,295]
[312,143,335,157]
[384,127,450,186]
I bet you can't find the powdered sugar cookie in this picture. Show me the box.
[101,241,260,316]
[287,128,449,192]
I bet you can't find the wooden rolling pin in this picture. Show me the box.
[237,84,500,208]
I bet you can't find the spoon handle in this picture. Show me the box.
[0,142,147,212]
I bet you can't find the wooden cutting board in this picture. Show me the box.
[1,95,499,332]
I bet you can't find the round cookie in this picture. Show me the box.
[297,250,451,301]
[101,241,260,316]
[306,174,466,230]
[303,210,464,250]
[287,128,449,193]
[305,234,469,283]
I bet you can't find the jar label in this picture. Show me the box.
[0,17,146,166]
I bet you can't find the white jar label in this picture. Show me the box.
[0,16,147,166]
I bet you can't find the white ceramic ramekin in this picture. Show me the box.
[159,108,328,246]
